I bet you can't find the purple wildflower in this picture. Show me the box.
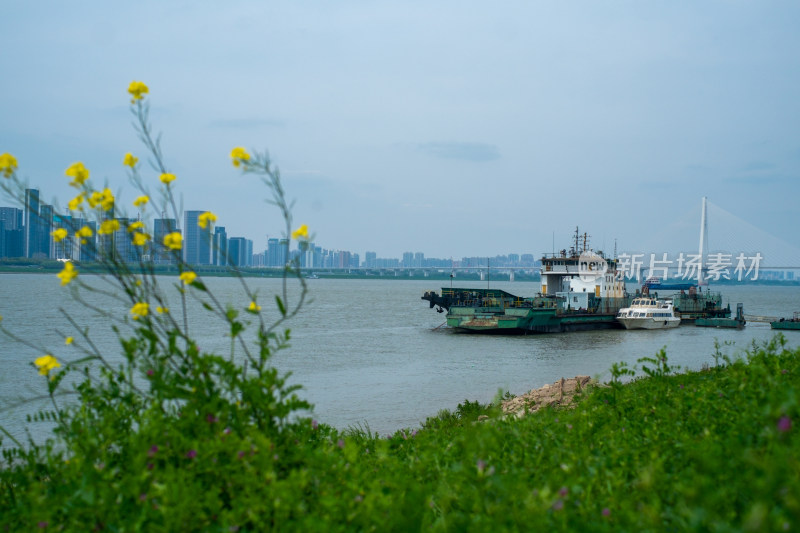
[206,414,218,424]
[146,463,154,470]
[312,419,319,430]
[559,486,569,498]
[186,449,197,459]
[477,459,486,474]
[148,445,158,457]
[238,451,245,459]
[224,427,231,435]
[337,439,345,449]
[37,522,48,529]
[602,507,611,516]
[146,369,154,377]
[552,499,564,511]
[139,493,147,502]
[778,416,792,433]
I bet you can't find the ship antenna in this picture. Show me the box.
[698,196,707,286]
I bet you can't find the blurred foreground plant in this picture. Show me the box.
[0,83,319,528]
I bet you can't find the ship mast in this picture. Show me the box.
[698,196,707,286]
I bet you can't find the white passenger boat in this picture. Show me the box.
[616,297,681,330]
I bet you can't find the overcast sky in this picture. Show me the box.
[2,1,799,260]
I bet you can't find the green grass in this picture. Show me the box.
[3,336,799,531]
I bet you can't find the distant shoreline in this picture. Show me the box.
[1,261,798,285]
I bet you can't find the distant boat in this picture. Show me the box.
[771,312,800,331]
[643,276,697,291]
[616,297,681,330]
[306,273,319,279]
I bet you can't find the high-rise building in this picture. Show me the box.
[213,226,228,266]
[266,238,287,267]
[364,251,377,268]
[154,218,178,264]
[227,237,247,267]
[0,207,24,258]
[402,252,414,267]
[183,211,212,265]
[24,189,44,258]
[245,239,253,267]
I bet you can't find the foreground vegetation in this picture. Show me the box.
[1,336,798,531]
[2,84,799,531]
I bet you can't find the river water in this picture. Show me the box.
[1,273,799,443]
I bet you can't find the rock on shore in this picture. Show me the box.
[501,376,593,417]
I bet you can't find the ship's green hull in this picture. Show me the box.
[446,306,621,334]
[771,321,800,331]
[695,317,745,329]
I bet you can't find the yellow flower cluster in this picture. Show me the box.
[248,301,261,312]
[88,188,114,211]
[34,354,61,376]
[163,232,182,250]
[180,271,197,285]
[123,152,138,167]
[160,173,176,185]
[133,195,149,208]
[131,302,149,320]
[132,232,150,247]
[57,262,78,286]
[68,194,85,212]
[156,306,169,314]
[0,153,18,177]
[197,211,217,229]
[230,147,251,168]
[52,228,68,243]
[291,224,309,240]
[77,225,93,243]
[65,162,90,187]
[128,81,149,103]
[98,219,120,235]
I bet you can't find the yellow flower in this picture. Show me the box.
[128,81,149,103]
[128,221,145,232]
[34,354,61,376]
[291,224,309,240]
[248,301,261,312]
[57,261,78,286]
[180,271,197,285]
[100,188,114,211]
[197,211,217,229]
[68,194,85,212]
[156,306,169,314]
[163,231,182,250]
[132,232,150,246]
[159,173,176,185]
[0,153,18,177]
[88,191,103,208]
[52,228,68,242]
[65,162,90,187]
[77,226,93,238]
[98,219,120,235]
[65,336,74,345]
[123,152,138,167]
[230,147,251,167]
[130,302,149,320]
[133,195,149,208]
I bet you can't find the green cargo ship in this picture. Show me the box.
[422,229,731,334]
